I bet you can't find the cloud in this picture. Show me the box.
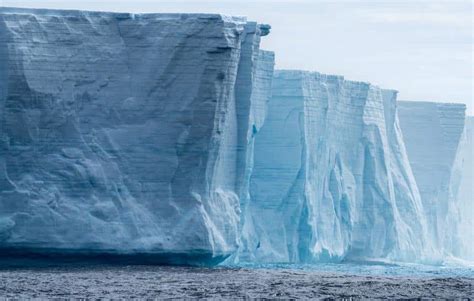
[356,0,472,27]
[364,12,470,27]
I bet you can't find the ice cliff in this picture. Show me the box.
[238,71,429,263]
[398,102,472,261]
[454,117,474,260]
[0,7,471,266]
[0,7,272,264]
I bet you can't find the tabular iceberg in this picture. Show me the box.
[0,7,471,266]
[398,102,471,261]
[0,7,271,264]
[237,71,430,263]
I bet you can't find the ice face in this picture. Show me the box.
[398,102,470,261]
[236,50,275,256]
[453,117,474,260]
[0,7,471,266]
[0,7,271,264]
[237,71,430,263]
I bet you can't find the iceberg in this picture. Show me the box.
[0,7,470,266]
[0,7,271,264]
[398,102,471,260]
[453,117,474,260]
[237,71,430,263]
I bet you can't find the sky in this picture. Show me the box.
[1,0,472,114]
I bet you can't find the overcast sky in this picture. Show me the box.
[1,0,472,114]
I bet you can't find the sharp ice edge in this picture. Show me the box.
[0,8,472,266]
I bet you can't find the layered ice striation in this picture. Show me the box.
[453,117,474,260]
[0,7,272,264]
[398,102,471,260]
[238,71,429,263]
[1,7,471,266]
[236,50,275,236]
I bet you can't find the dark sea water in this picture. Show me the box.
[1,263,473,299]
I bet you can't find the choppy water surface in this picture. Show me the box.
[234,261,474,278]
[0,263,473,298]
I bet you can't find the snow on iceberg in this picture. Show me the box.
[237,71,430,263]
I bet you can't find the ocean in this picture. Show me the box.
[1,262,473,298]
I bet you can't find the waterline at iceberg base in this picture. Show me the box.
[0,7,472,269]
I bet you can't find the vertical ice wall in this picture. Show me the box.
[0,7,270,264]
[237,50,275,260]
[238,70,309,262]
[453,117,474,260]
[447,116,474,260]
[398,101,467,260]
[239,71,429,263]
[1,7,470,266]
[232,23,273,211]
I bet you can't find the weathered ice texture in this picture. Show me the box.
[398,102,470,260]
[447,117,474,261]
[0,7,270,264]
[238,71,429,263]
[236,50,275,262]
[2,7,470,267]
[453,117,474,260]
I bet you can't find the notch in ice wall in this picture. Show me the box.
[0,7,270,264]
[239,70,429,263]
[236,49,275,254]
[398,102,470,260]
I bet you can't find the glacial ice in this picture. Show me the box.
[454,117,474,260]
[0,7,472,266]
[398,102,472,261]
[0,7,271,264]
[237,71,429,263]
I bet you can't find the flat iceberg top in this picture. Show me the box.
[274,69,391,90]
[0,6,248,24]
[275,69,344,81]
[399,100,467,110]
